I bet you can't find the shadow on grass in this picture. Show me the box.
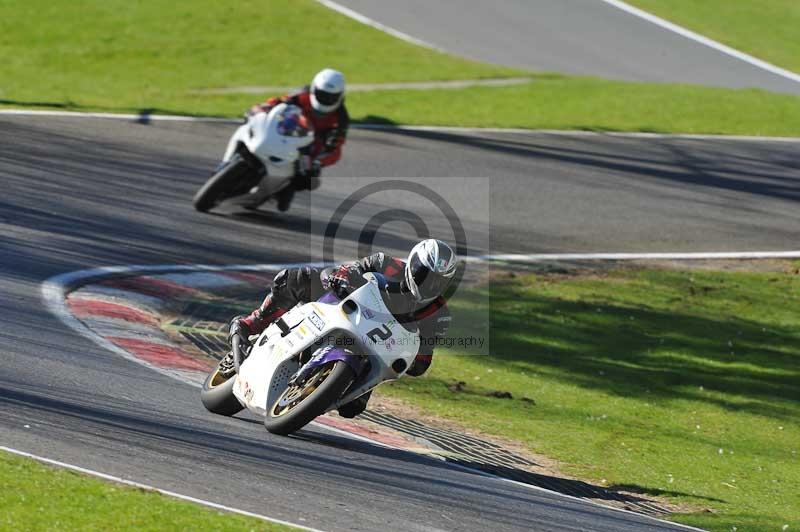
[355,114,399,125]
[608,484,724,503]
[448,277,800,421]
[294,412,679,517]
[467,462,677,516]
[0,98,83,109]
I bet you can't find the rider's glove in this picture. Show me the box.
[326,264,362,299]
[324,128,342,149]
[297,155,321,177]
[327,266,352,299]
[247,104,268,117]
[309,158,321,178]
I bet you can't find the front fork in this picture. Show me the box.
[289,345,365,386]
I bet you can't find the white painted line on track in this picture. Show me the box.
[440,460,705,532]
[315,0,445,52]
[194,77,535,95]
[3,108,799,142]
[0,108,239,123]
[0,445,321,532]
[483,251,800,262]
[315,424,705,531]
[356,123,800,143]
[40,263,318,388]
[316,0,800,90]
[42,251,800,367]
[600,0,800,86]
[42,271,205,387]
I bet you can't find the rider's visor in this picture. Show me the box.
[409,254,450,301]
[313,87,342,107]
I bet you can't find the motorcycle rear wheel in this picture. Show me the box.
[200,363,244,416]
[264,360,354,436]
[193,155,254,212]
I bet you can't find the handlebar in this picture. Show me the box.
[319,269,405,299]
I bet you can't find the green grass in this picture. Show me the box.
[0,0,516,111]
[0,451,295,531]
[627,0,800,74]
[377,268,800,531]
[1,0,798,136]
[349,80,800,136]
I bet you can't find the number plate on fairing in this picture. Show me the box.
[307,311,325,331]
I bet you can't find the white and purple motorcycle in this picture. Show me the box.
[200,273,420,435]
[192,103,315,212]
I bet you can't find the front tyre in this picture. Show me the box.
[200,364,244,416]
[264,361,354,436]
[193,155,253,212]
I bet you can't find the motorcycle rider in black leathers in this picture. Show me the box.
[229,239,458,418]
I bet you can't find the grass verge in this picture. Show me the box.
[626,0,800,74]
[377,266,800,531]
[349,80,800,136]
[0,0,516,109]
[1,0,798,136]
[0,450,296,531]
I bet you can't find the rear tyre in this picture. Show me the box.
[193,155,254,212]
[200,364,244,416]
[264,361,354,436]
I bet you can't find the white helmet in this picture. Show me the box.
[405,239,458,304]
[310,68,345,114]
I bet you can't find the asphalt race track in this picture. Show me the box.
[4,4,800,530]
[331,0,800,94]
[1,114,798,530]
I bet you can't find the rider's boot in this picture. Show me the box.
[239,292,286,336]
[292,173,320,191]
[224,293,287,375]
[276,186,294,212]
[337,390,373,418]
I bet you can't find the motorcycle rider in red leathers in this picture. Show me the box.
[229,240,458,418]
[249,68,349,211]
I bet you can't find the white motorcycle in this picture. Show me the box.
[193,103,316,212]
[200,273,420,435]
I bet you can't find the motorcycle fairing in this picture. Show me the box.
[233,274,420,417]
[222,103,314,182]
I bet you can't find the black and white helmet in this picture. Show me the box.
[405,239,458,303]
[310,68,345,114]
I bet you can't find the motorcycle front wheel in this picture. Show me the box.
[264,360,354,436]
[200,361,244,416]
[193,154,255,212]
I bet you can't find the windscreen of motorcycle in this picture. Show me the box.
[247,104,315,170]
[276,105,312,137]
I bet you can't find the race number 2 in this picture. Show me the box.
[367,325,392,342]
